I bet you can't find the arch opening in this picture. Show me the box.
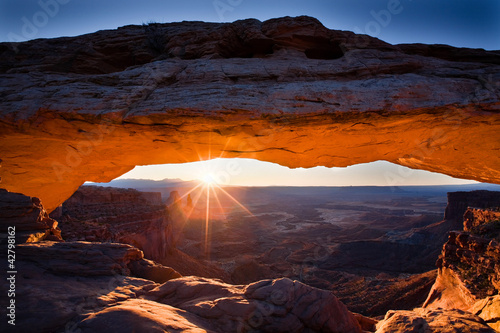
[62,158,499,317]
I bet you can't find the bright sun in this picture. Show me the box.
[201,173,216,185]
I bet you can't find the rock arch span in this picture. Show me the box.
[0,16,499,212]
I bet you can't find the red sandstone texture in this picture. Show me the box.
[4,240,364,333]
[1,15,500,332]
[464,207,500,232]
[424,195,500,331]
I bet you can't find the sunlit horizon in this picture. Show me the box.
[111,159,480,187]
[172,168,257,258]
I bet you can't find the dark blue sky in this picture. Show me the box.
[1,0,499,49]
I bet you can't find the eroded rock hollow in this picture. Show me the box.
[1,16,500,211]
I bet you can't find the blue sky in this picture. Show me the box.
[2,0,495,185]
[1,0,499,49]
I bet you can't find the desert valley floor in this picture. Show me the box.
[63,183,499,317]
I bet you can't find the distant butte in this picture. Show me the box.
[0,16,499,212]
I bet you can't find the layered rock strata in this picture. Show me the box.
[0,189,62,243]
[56,185,230,281]
[55,185,173,261]
[424,197,500,331]
[0,16,499,212]
[381,190,500,273]
[445,191,500,230]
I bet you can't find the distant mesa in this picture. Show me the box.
[165,190,181,207]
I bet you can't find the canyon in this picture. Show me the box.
[0,15,500,332]
[2,184,500,332]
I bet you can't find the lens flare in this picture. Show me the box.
[177,137,255,259]
[201,173,216,185]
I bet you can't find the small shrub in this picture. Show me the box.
[143,22,166,54]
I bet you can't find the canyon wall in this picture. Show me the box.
[56,185,174,261]
[423,194,500,331]
[0,16,499,212]
[445,191,500,228]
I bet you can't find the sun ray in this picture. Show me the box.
[178,181,204,201]
[210,186,227,221]
[184,183,205,219]
[213,184,255,217]
[216,137,232,160]
[204,183,211,257]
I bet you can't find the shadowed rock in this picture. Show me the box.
[0,189,62,243]
[375,308,495,333]
[143,276,362,333]
[0,241,173,332]
[56,185,175,261]
[3,240,362,332]
[423,193,500,331]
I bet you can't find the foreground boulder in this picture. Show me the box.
[86,276,363,333]
[0,241,179,332]
[471,295,500,331]
[3,240,361,332]
[375,308,495,333]
[77,298,217,333]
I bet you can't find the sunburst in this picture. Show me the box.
[173,136,255,258]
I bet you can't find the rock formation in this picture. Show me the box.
[0,16,499,212]
[423,194,500,331]
[55,185,174,261]
[165,190,182,207]
[444,191,500,230]
[0,241,180,332]
[55,185,230,281]
[464,207,500,232]
[375,308,495,333]
[0,189,62,243]
[138,277,363,333]
[471,296,500,332]
[372,192,500,332]
[378,190,500,275]
[3,240,365,333]
[165,190,188,247]
[1,14,500,332]
[3,183,500,331]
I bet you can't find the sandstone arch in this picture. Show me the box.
[1,16,499,212]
